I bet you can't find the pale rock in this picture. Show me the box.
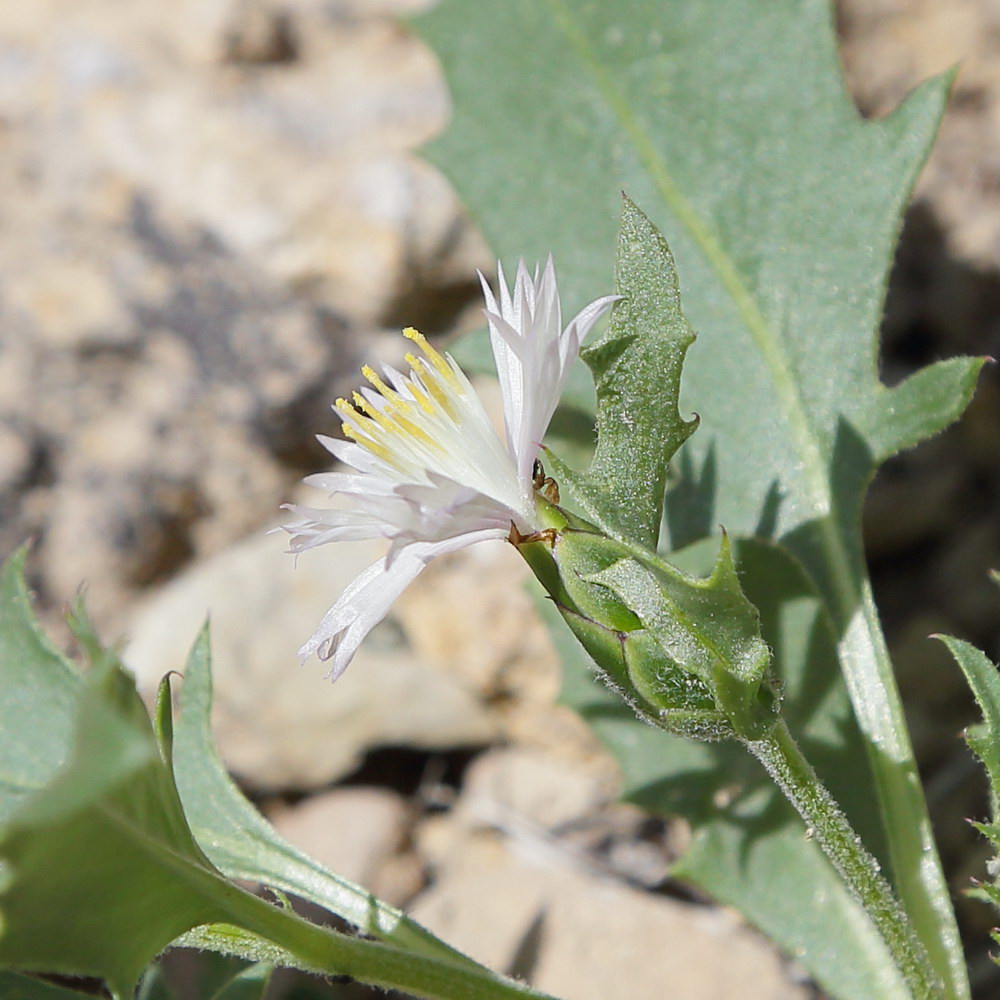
[410,831,807,1000]
[268,786,418,904]
[395,537,613,769]
[450,746,614,836]
[9,256,129,351]
[417,744,672,891]
[124,517,497,791]
[0,0,487,629]
[0,422,33,497]
[411,745,801,997]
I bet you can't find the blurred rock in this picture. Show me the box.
[123,519,497,790]
[394,537,613,768]
[410,828,806,1000]
[268,786,420,904]
[452,746,614,834]
[424,745,674,891]
[410,739,796,996]
[839,0,1000,274]
[2,200,359,627]
[0,0,483,326]
[0,0,487,632]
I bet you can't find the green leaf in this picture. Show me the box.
[548,196,697,547]
[937,634,1000,806]
[0,972,100,999]
[171,626,482,969]
[0,556,564,1000]
[0,546,81,820]
[0,554,558,1000]
[937,626,1000,920]
[548,535,907,999]
[0,656,233,997]
[414,3,981,993]
[415,5,982,523]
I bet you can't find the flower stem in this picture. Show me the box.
[745,718,942,1000]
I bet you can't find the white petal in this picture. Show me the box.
[301,471,392,496]
[300,530,507,679]
[317,435,389,476]
[286,256,614,680]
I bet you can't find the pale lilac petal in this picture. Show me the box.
[497,259,515,319]
[478,270,500,314]
[281,505,388,550]
[297,557,415,679]
[483,310,527,359]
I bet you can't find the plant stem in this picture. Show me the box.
[745,718,942,1000]
[838,579,969,999]
[208,873,560,1000]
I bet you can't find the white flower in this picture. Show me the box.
[284,258,617,680]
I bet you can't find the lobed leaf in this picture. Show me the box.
[937,634,1000,808]
[171,627,483,969]
[0,547,81,820]
[548,195,697,548]
[0,552,553,1000]
[937,626,1000,923]
[0,656,234,998]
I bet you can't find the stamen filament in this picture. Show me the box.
[352,391,437,449]
[403,327,461,388]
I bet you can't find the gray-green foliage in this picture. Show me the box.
[0,550,554,1000]
[414,2,983,996]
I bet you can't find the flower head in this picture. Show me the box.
[284,258,617,680]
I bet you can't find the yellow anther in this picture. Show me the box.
[364,359,434,416]
[405,379,435,414]
[332,331,462,467]
[403,327,459,388]
[362,365,397,400]
[336,396,375,437]
[351,390,382,422]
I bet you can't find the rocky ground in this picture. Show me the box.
[3,1,1000,997]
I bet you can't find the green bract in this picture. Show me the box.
[517,501,776,742]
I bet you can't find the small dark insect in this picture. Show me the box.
[531,458,560,504]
